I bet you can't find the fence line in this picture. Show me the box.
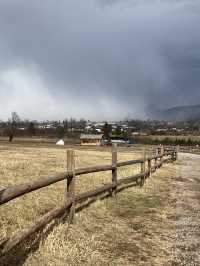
[0,145,178,255]
[179,146,200,155]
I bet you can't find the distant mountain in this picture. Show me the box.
[154,104,200,121]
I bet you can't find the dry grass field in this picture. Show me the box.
[0,143,200,265]
[138,135,200,142]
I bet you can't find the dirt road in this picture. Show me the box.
[159,153,200,265]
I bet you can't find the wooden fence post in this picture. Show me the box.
[155,149,157,169]
[67,149,75,224]
[171,146,176,161]
[140,149,146,186]
[141,149,146,173]
[112,144,117,196]
[175,145,179,160]
[148,158,151,177]
[174,146,176,160]
[160,145,164,166]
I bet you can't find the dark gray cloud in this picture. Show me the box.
[0,0,200,120]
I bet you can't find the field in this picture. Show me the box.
[0,143,200,265]
[136,134,200,142]
[155,135,200,140]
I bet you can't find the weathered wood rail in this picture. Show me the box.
[0,145,178,255]
[179,146,200,155]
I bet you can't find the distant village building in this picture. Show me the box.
[80,134,103,146]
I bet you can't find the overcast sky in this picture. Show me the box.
[0,0,200,121]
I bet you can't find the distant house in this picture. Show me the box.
[80,134,104,146]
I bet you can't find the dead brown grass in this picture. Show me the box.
[0,143,175,265]
[0,144,144,238]
[22,167,172,266]
[140,134,200,142]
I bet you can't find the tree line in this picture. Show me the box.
[0,112,88,142]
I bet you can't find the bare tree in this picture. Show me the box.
[27,122,36,137]
[102,122,112,142]
[8,112,20,142]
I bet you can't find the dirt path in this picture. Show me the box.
[160,153,200,265]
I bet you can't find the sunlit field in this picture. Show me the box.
[1,143,198,265]
[0,143,144,234]
[137,135,200,142]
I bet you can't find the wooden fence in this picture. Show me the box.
[179,146,200,155]
[0,145,178,256]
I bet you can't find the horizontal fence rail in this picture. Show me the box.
[0,145,178,255]
[179,146,200,155]
[0,153,171,206]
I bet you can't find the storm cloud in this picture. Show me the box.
[0,0,200,120]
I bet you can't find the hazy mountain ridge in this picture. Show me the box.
[155,104,200,121]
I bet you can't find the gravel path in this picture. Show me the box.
[162,153,200,266]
